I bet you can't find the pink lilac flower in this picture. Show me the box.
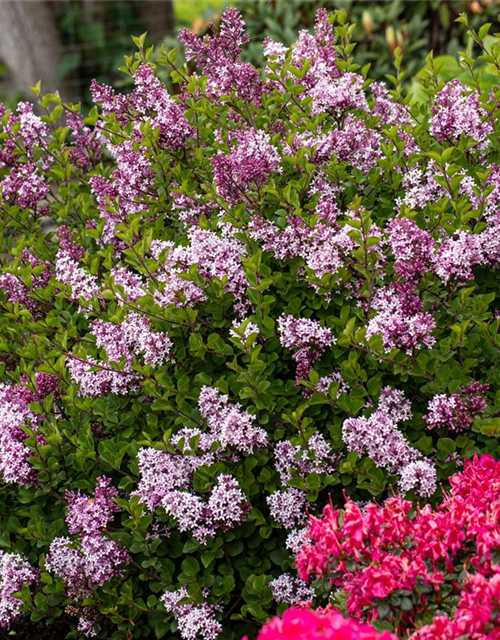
[89,79,131,122]
[46,476,128,599]
[386,217,435,280]
[281,129,336,165]
[278,314,335,383]
[70,313,172,397]
[0,382,40,485]
[434,230,484,283]
[396,164,445,210]
[0,249,52,314]
[14,101,48,154]
[314,371,349,396]
[57,225,86,262]
[133,447,211,511]
[55,250,100,304]
[424,382,489,432]
[274,434,337,484]
[110,266,146,304]
[162,587,222,640]
[180,8,262,104]
[184,224,249,311]
[206,474,250,531]
[77,614,98,638]
[480,163,500,221]
[0,273,36,312]
[366,283,436,354]
[269,573,314,605]
[286,527,309,554]
[310,73,368,116]
[131,63,194,150]
[66,354,140,397]
[0,162,49,210]
[198,386,268,454]
[249,180,353,282]
[135,446,249,542]
[65,476,120,536]
[91,312,173,368]
[162,475,249,543]
[398,460,438,497]
[0,250,52,312]
[263,38,288,63]
[305,228,355,281]
[171,191,214,226]
[479,222,500,266]
[90,141,155,246]
[0,551,39,629]
[249,214,311,261]
[229,318,259,343]
[371,82,418,155]
[289,9,340,90]
[151,240,207,309]
[211,128,280,204]
[342,387,436,497]
[267,487,308,529]
[66,112,101,169]
[329,115,381,173]
[34,372,59,399]
[92,63,193,149]
[45,535,128,599]
[430,79,493,143]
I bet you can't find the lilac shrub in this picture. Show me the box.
[1,7,500,640]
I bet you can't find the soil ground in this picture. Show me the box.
[1,618,71,640]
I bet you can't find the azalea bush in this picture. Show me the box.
[258,454,500,639]
[1,6,500,640]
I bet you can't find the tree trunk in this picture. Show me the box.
[0,0,79,102]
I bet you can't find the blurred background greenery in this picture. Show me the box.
[1,0,500,108]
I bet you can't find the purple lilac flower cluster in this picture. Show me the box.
[424,382,489,432]
[0,550,39,629]
[161,586,222,640]
[162,474,250,543]
[134,386,266,541]
[366,284,436,354]
[430,79,493,143]
[342,388,437,497]
[269,573,315,605]
[198,386,268,453]
[67,313,173,396]
[0,250,51,313]
[0,380,46,485]
[277,314,335,384]
[91,312,173,368]
[0,102,50,212]
[45,476,128,636]
[179,8,262,104]
[274,434,337,484]
[267,487,308,529]
[211,128,281,204]
[55,250,100,307]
